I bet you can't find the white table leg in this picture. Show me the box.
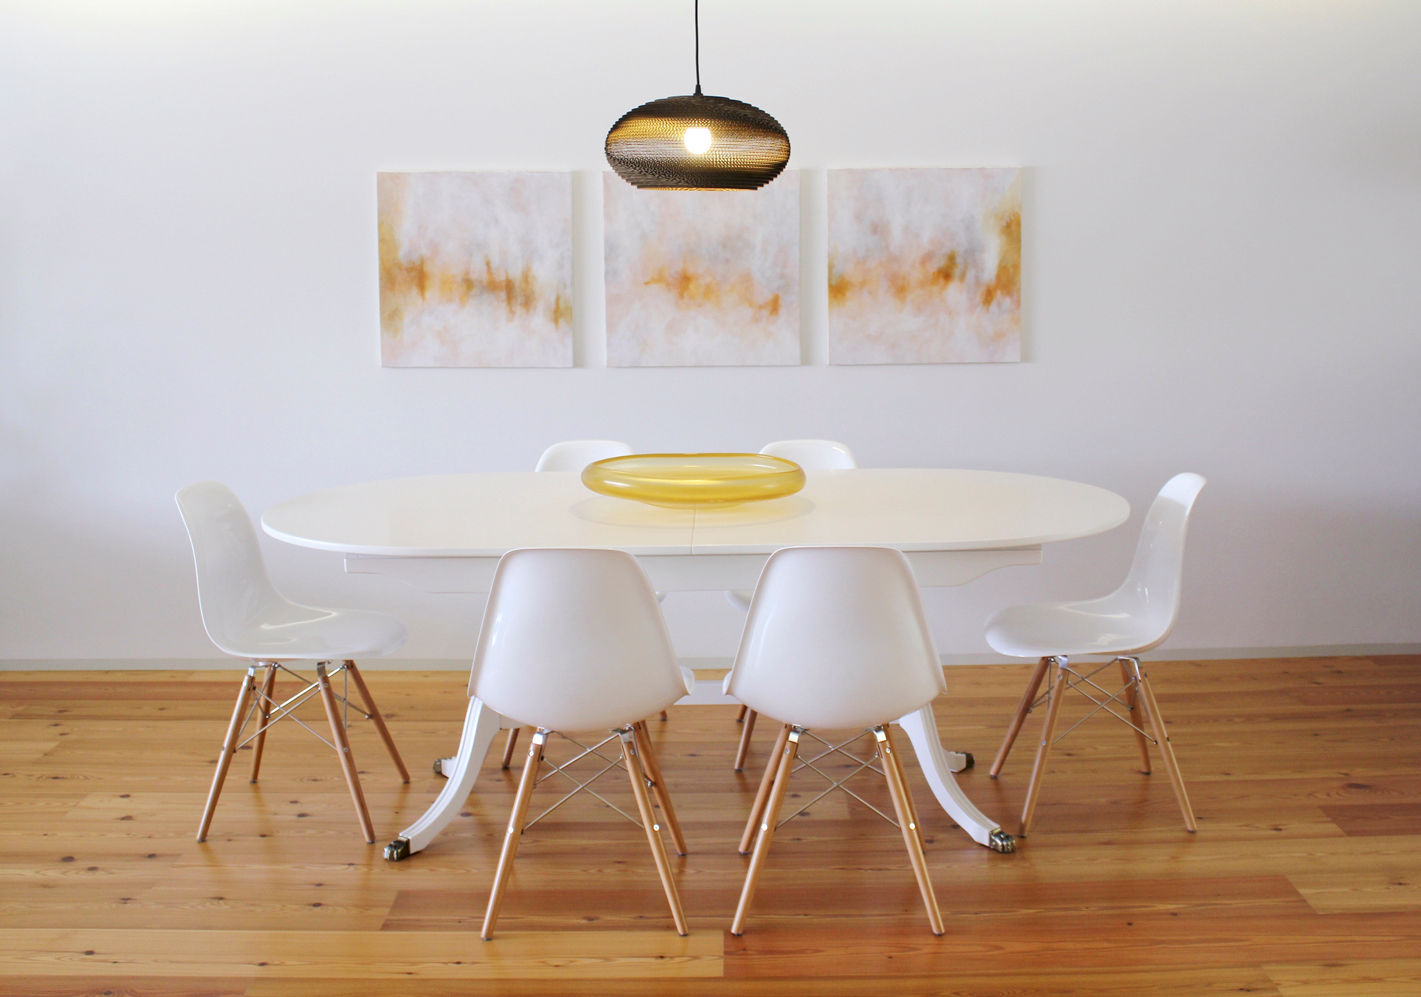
[384,697,504,860]
[895,705,1016,853]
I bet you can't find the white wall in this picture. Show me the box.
[3,0,1419,666]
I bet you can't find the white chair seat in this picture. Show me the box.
[985,596,1164,660]
[209,603,407,661]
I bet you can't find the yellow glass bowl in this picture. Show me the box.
[581,453,806,507]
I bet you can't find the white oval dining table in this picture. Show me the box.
[262,468,1130,858]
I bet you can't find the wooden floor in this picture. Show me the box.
[1,654,1418,995]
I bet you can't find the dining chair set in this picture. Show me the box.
[175,442,1205,937]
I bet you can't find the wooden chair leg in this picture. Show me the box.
[990,655,1052,777]
[1119,656,1152,774]
[735,704,748,723]
[344,660,409,783]
[883,723,924,844]
[315,661,375,844]
[739,723,791,855]
[633,721,687,855]
[620,728,689,936]
[500,728,522,770]
[877,725,944,935]
[733,708,759,772]
[198,665,257,842]
[1129,658,1197,832]
[247,662,278,783]
[482,730,546,939]
[731,727,800,936]
[1019,656,1069,837]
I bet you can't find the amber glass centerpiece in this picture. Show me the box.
[581,453,806,508]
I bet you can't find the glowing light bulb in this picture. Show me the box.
[682,126,713,155]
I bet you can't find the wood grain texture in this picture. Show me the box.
[0,655,1417,994]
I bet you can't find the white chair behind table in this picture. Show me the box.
[755,438,857,472]
[725,545,947,936]
[175,481,409,844]
[471,547,694,939]
[534,439,632,471]
[987,472,1206,837]
[727,439,859,771]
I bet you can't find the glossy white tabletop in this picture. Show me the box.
[263,471,696,557]
[262,468,1128,559]
[685,468,1128,553]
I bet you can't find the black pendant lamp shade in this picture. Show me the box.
[605,3,789,190]
[606,90,790,190]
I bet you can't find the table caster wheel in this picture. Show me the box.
[432,758,443,777]
[988,829,1016,853]
[383,837,411,862]
[958,751,974,770]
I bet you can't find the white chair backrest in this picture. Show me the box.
[535,440,633,472]
[1112,472,1207,650]
[468,548,686,732]
[759,439,857,470]
[727,546,946,729]
[175,481,285,656]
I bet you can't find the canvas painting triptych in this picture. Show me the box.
[377,168,1021,368]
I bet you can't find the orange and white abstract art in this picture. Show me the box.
[827,168,1021,365]
[603,172,799,366]
[378,172,572,367]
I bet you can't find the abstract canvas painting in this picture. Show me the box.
[378,171,573,367]
[827,168,1021,365]
[603,172,799,367]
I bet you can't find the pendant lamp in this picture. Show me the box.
[605,0,790,190]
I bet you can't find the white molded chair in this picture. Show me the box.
[725,546,947,936]
[175,481,409,844]
[471,547,694,939]
[496,439,641,771]
[986,472,1206,837]
[756,438,857,471]
[534,439,632,472]
[728,439,859,771]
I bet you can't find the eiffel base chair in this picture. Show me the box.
[725,545,948,936]
[469,547,693,939]
[986,472,1206,837]
[176,481,409,844]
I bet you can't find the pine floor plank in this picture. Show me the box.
[1265,959,1421,996]
[1287,864,1421,913]
[0,927,723,980]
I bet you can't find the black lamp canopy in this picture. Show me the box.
[605,1,790,190]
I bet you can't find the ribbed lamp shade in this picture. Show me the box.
[605,92,790,190]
